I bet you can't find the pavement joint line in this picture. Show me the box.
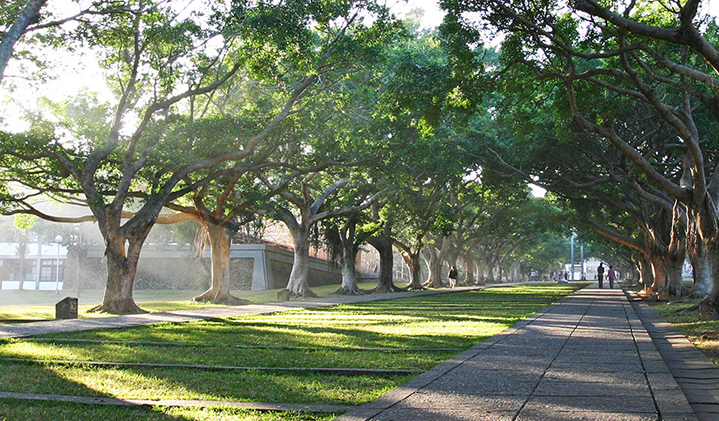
[0,391,354,413]
[0,357,423,376]
[16,338,463,352]
[508,287,598,421]
[335,286,701,421]
[623,290,664,419]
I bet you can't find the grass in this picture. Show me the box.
[0,399,337,421]
[0,283,586,420]
[650,297,719,365]
[0,281,387,321]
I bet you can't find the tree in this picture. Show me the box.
[1,0,395,313]
[0,0,46,84]
[442,0,719,315]
[258,171,380,297]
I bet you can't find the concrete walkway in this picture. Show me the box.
[336,287,699,421]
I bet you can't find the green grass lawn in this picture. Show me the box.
[0,281,392,321]
[0,283,586,421]
[650,298,719,366]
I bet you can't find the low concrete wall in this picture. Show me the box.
[18,243,342,292]
[229,244,342,290]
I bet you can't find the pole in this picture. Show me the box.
[570,235,575,281]
[75,233,82,298]
[55,242,60,294]
[580,243,585,276]
[54,235,63,294]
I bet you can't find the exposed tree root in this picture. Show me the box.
[677,304,700,313]
[292,289,319,298]
[333,285,366,295]
[369,283,405,293]
[88,302,147,315]
[192,291,250,306]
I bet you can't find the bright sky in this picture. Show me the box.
[390,0,445,28]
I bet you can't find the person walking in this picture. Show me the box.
[597,263,605,289]
[448,265,458,289]
[607,265,617,289]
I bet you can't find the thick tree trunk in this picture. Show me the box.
[405,252,423,290]
[690,240,711,297]
[648,250,667,295]
[286,227,317,297]
[691,198,719,318]
[425,245,443,288]
[461,255,474,285]
[665,255,686,298]
[368,235,401,293]
[90,236,145,314]
[335,236,363,295]
[441,237,459,276]
[638,256,654,292]
[687,218,711,297]
[193,223,249,305]
[485,261,496,283]
[665,203,688,298]
[476,259,485,285]
[701,240,719,320]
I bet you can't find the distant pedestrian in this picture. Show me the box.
[597,263,605,289]
[608,265,617,289]
[448,265,458,289]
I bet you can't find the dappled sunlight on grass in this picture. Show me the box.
[652,298,719,366]
[0,399,336,421]
[0,284,584,419]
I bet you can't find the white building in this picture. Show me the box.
[0,242,67,291]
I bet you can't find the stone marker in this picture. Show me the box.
[56,297,78,320]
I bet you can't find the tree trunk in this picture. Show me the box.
[648,250,667,296]
[665,255,686,298]
[368,234,402,293]
[193,223,249,305]
[286,226,317,297]
[665,202,688,298]
[461,255,474,285]
[687,218,711,297]
[701,240,719,320]
[405,252,423,290]
[425,244,443,288]
[476,258,485,285]
[638,256,654,292]
[441,237,459,275]
[335,234,363,295]
[485,260,496,283]
[90,235,145,314]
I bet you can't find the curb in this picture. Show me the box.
[625,289,719,421]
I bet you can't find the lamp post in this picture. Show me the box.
[54,235,63,294]
[570,234,576,281]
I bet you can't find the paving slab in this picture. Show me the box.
[336,286,700,421]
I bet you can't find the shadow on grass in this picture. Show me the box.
[0,359,194,421]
